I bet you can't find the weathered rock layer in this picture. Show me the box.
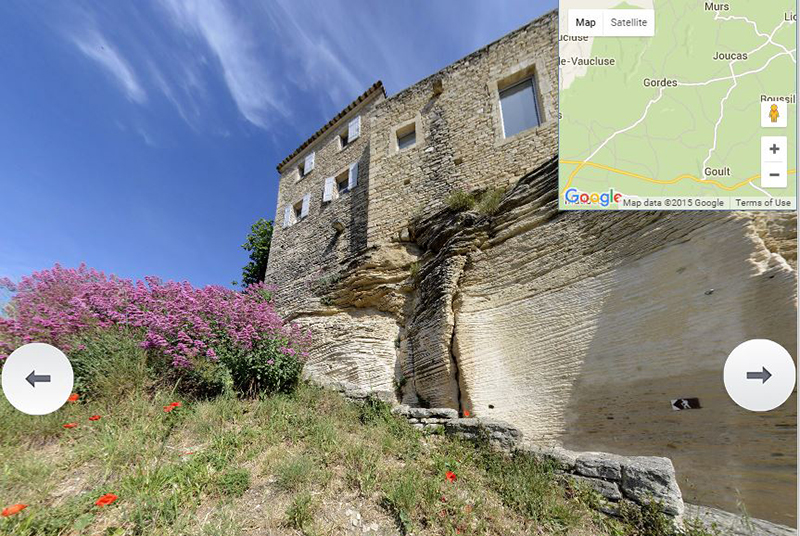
[297,157,797,527]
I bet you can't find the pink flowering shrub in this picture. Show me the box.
[0,264,310,396]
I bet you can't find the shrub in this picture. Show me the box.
[216,337,304,396]
[0,264,309,397]
[446,189,476,212]
[445,187,506,216]
[476,187,506,216]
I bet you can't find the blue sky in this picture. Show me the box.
[0,0,556,289]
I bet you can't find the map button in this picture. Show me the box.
[1,343,74,415]
[567,9,604,36]
[761,136,787,188]
[761,100,788,128]
[603,9,655,37]
[761,163,787,188]
[724,339,795,412]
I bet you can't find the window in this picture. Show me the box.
[298,151,315,177]
[283,194,310,228]
[499,77,540,138]
[340,115,361,149]
[323,161,359,203]
[396,123,416,151]
[336,171,349,194]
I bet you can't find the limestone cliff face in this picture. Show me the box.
[292,158,797,526]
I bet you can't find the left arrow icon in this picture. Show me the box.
[25,370,51,387]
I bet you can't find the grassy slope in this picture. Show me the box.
[0,379,640,536]
[0,334,719,536]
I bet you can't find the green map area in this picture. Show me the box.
[559,0,797,210]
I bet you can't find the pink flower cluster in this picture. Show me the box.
[0,264,310,367]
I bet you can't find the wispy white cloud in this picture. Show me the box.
[71,28,147,105]
[159,0,287,129]
[265,0,364,106]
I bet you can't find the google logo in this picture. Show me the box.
[563,187,623,207]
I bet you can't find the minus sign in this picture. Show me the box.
[769,173,780,177]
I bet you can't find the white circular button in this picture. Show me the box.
[1,343,74,415]
[724,339,796,412]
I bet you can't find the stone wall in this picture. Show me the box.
[266,90,384,316]
[366,11,558,247]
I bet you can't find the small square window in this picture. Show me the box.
[397,124,416,151]
[499,77,540,138]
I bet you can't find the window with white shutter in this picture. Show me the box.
[348,161,359,190]
[300,194,310,218]
[283,205,292,228]
[323,177,335,202]
[348,116,361,142]
[299,151,315,176]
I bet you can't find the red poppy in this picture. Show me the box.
[163,405,175,413]
[463,410,470,417]
[67,393,79,402]
[439,495,448,503]
[95,493,118,507]
[63,423,78,429]
[445,471,457,482]
[1,504,27,517]
[169,402,182,408]
[88,415,101,421]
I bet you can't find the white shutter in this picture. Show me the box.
[323,177,335,202]
[283,205,292,228]
[304,152,315,173]
[300,193,310,218]
[348,116,361,142]
[348,161,359,190]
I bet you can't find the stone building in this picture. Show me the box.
[267,11,558,397]
[266,9,797,529]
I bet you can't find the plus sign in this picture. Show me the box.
[769,143,780,154]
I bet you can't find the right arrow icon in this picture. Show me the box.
[746,366,772,384]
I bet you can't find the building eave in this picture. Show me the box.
[276,80,385,173]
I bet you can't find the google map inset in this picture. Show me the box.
[559,1,797,210]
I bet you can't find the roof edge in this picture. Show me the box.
[277,80,385,173]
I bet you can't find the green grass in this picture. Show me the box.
[445,187,507,215]
[445,189,476,212]
[284,492,315,533]
[0,375,721,536]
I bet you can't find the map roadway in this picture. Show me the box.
[561,11,797,200]
[560,160,797,192]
